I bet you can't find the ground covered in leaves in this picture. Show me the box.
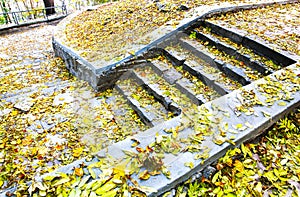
[208,2,300,56]
[0,0,300,196]
[172,108,300,197]
[62,0,281,64]
[0,26,148,192]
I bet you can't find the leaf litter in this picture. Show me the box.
[208,2,300,56]
[0,26,148,193]
[0,0,300,196]
[171,109,300,197]
[61,0,285,63]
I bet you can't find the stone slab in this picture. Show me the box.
[163,68,183,85]
[175,78,205,105]
[132,71,181,115]
[179,38,217,68]
[183,62,230,95]
[222,63,252,85]
[243,35,296,66]
[196,30,237,57]
[115,84,156,126]
[204,21,246,44]
[150,59,169,76]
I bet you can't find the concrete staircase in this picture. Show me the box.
[1,1,299,196]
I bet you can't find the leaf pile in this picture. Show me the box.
[18,154,159,197]
[208,2,300,56]
[62,0,275,63]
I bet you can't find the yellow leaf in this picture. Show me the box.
[73,147,83,157]
[11,110,18,116]
[277,101,286,106]
[184,162,194,169]
[95,183,116,195]
[241,143,252,158]
[233,160,244,172]
[74,167,84,177]
[139,170,151,180]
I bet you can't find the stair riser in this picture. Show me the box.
[194,30,272,75]
[179,39,251,86]
[204,21,296,67]
[131,70,182,115]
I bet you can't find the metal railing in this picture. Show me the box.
[0,5,68,26]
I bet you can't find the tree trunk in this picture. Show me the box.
[43,0,55,16]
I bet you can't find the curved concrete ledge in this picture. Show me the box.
[53,0,298,91]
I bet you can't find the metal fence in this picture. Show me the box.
[0,5,68,26]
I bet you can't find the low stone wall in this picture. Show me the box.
[52,38,99,88]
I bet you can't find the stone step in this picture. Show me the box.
[133,65,198,115]
[203,21,297,67]
[149,56,219,105]
[149,59,183,85]
[179,37,252,85]
[131,70,182,115]
[115,77,171,127]
[175,78,207,105]
[163,47,232,95]
[194,25,283,72]
[193,29,273,75]
[0,57,54,84]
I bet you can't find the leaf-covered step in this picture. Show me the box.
[0,62,41,78]
[175,78,207,105]
[192,29,273,75]
[103,90,150,137]
[115,78,172,126]
[0,58,70,96]
[195,24,283,72]
[203,21,296,67]
[149,59,183,85]
[131,70,181,116]
[179,37,253,85]
[163,46,236,95]
[0,80,71,101]
[150,55,220,104]
[134,66,198,114]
